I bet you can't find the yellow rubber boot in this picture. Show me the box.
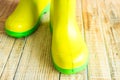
[5,0,50,38]
[50,0,89,74]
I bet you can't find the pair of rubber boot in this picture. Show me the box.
[5,0,89,74]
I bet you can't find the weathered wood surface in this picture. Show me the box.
[0,0,120,80]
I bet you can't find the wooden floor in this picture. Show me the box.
[0,0,120,80]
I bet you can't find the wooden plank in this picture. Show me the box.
[0,0,18,22]
[0,0,17,78]
[82,0,112,79]
[0,38,26,80]
[60,71,88,80]
[97,0,120,79]
[0,34,15,77]
[0,23,4,32]
[0,0,8,16]
[14,15,59,80]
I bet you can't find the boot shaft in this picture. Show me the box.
[51,0,76,18]
[19,0,50,16]
[51,0,77,30]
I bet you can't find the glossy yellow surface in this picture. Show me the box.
[5,0,50,32]
[51,0,89,69]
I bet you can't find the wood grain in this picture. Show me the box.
[14,21,59,80]
[0,38,26,80]
[0,35,15,77]
[82,0,112,80]
[97,0,120,79]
